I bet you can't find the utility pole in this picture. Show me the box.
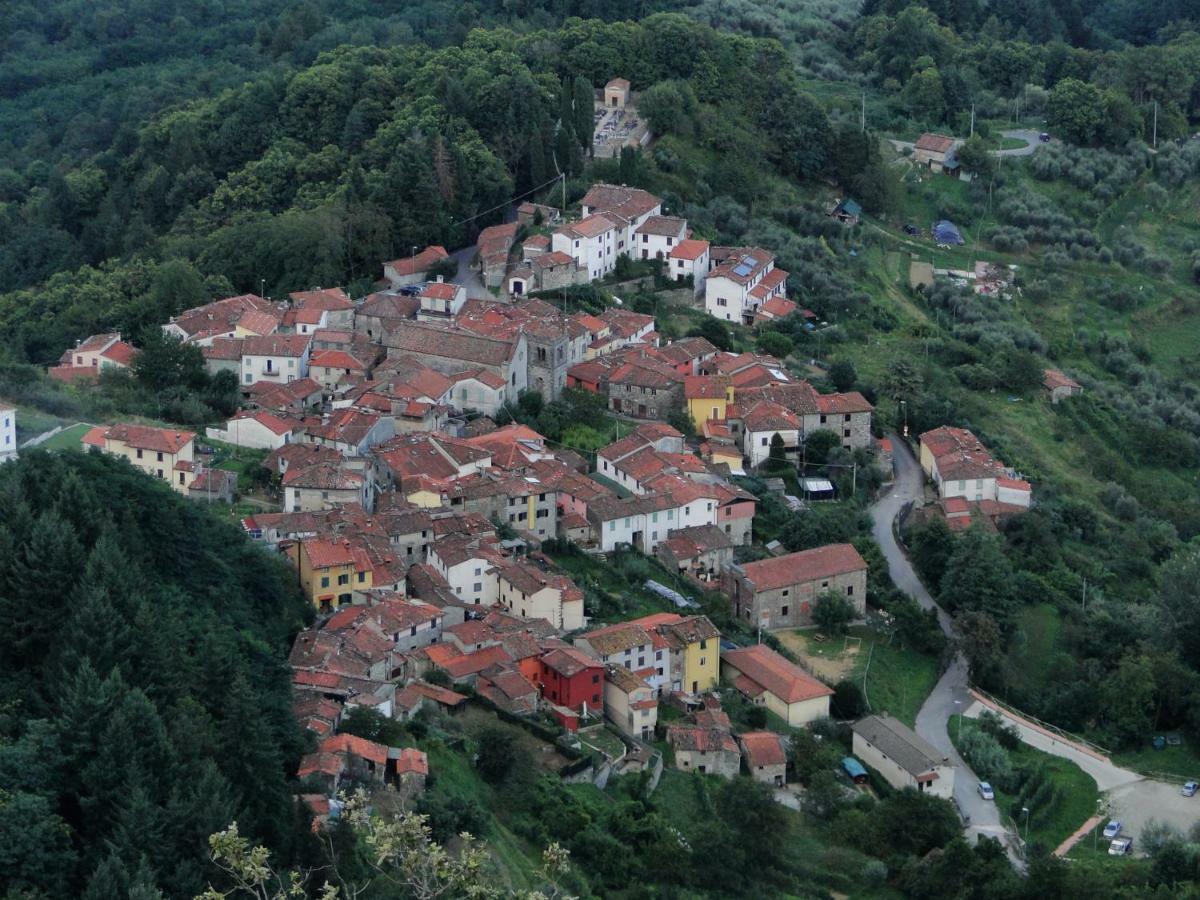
[1153,101,1158,149]
[970,104,975,138]
[561,171,567,212]
[861,91,866,133]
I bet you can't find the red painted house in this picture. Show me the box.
[538,647,604,713]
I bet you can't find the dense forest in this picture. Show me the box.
[0,452,313,897]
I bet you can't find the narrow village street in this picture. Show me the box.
[869,435,1021,859]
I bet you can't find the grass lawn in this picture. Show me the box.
[950,715,1099,853]
[780,625,939,728]
[577,725,626,761]
[1003,604,1064,696]
[38,422,91,451]
[1113,741,1200,780]
[12,406,75,444]
[416,739,541,890]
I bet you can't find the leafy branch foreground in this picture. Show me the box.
[197,792,572,900]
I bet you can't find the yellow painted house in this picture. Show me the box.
[684,375,734,431]
[631,613,721,695]
[289,537,373,612]
[83,423,197,494]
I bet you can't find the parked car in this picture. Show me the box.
[1103,820,1122,839]
[978,782,995,800]
[902,224,921,236]
[1109,837,1133,856]
[1182,781,1198,797]
[1039,132,1051,142]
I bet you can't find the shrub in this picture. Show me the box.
[813,591,857,635]
[957,727,1015,791]
[831,680,867,719]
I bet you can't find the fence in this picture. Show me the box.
[969,686,1112,760]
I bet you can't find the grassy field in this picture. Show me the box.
[38,421,91,450]
[950,715,1099,853]
[1002,604,1065,696]
[416,739,542,890]
[1113,741,1200,781]
[781,625,939,728]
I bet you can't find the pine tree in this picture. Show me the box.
[2,511,86,665]
[81,852,131,900]
[108,787,166,876]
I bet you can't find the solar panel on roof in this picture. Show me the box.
[733,263,753,277]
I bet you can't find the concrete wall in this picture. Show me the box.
[852,732,955,800]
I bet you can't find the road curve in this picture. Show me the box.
[869,434,1020,858]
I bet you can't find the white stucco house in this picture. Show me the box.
[240,334,312,386]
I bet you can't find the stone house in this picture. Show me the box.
[723,543,868,630]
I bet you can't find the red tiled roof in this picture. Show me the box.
[739,731,787,767]
[667,725,738,754]
[420,282,459,300]
[669,238,709,261]
[635,215,687,237]
[541,646,602,678]
[242,334,311,358]
[409,681,469,707]
[310,349,367,371]
[386,246,448,277]
[302,538,358,569]
[1043,368,1081,391]
[290,287,353,311]
[580,183,660,220]
[915,133,956,153]
[684,374,729,400]
[440,645,512,679]
[321,732,388,766]
[723,644,833,704]
[735,543,866,592]
[395,747,429,775]
[100,341,137,366]
[99,423,195,454]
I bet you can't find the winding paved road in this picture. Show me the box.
[887,129,1043,159]
[869,434,1019,857]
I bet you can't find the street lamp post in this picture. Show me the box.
[954,699,962,742]
[899,399,908,438]
[1094,798,1104,851]
[1021,807,1031,845]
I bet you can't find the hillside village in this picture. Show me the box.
[13,0,1200,887]
[8,161,1079,865]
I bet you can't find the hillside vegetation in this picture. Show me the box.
[0,451,312,898]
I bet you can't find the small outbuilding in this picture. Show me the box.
[831,198,862,226]
[605,78,631,109]
[1043,369,1082,404]
[932,220,964,246]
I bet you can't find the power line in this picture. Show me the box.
[448,173,566,229]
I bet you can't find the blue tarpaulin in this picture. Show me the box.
[842,756,868,782]
[933,220,964,245]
